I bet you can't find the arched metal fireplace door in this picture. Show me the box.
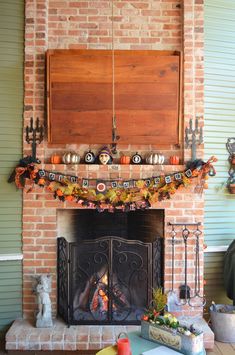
[57,236,163,325]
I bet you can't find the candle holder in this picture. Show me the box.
[25,117,44,160]
[185,118,203,161]
[226,137,235,193]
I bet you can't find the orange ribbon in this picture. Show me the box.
[15,167,27,188]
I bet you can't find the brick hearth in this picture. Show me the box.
[6,318,214,351]
[6,319,139,351]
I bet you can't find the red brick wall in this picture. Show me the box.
[23,0,204,319]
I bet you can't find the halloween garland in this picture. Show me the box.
[8,156,217,212]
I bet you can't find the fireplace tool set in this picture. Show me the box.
[167,222,206,311]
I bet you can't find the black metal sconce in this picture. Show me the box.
[226,137,235,193]
[185,118,203,161]
[25,117,44,160]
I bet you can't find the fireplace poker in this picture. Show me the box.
[167,224,181,312]
[189,226,206,307]
[179,226,191,305]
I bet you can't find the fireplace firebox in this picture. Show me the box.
[57,210,164,325]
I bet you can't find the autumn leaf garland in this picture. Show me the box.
[9,156,217,211]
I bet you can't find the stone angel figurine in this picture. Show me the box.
[34,274,53,328]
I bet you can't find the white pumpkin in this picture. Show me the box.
[158,154,165,164]
[62,151,80,164]
[146,153,165,165]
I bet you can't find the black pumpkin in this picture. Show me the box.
[84,150,96,164]
[131,152,143,164]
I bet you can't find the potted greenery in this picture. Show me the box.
[141,288,205,355]
[142,288,167,322]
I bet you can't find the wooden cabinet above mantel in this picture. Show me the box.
[47,49,182,145]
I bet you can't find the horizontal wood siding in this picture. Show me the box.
[0,261,22,338]
[204,0,235,247]
[0,0,24,336]
[204,253,232,315]
[204,0,235,309]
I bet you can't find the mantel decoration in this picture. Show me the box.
[25,117,44,160]
[185,118,203,161]
[8,156,217,212]
[98,146,113,165]
[62,151,80,165]
[84,150,96,164]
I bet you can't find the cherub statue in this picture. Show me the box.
[35,274,53,328]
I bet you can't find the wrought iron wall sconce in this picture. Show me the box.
[25,117,44,160]
[226,137,235,193]
[185,118,203,161]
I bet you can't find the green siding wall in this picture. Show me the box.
[0,261,22,336]
[204,252,231,315]
[0,0,24,337]
[204,0,235,247]
[204,0,235,308]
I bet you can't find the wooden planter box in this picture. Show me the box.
[141,320,205,355]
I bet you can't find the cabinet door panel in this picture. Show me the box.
[115,111,178,145]
[50,110,112,145]
[47,50,113,144]
[114,51,181,144]
[47,50,181,145]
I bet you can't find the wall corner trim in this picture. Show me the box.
[0,254,23,261]
[204,246,228,253]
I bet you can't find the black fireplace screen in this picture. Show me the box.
[58,236,162,325]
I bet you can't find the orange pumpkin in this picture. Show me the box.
[50,154,62,164]
[56,189,64,196]
[169,156,180,165]
[120,155,131,164]
[38,178,46,186]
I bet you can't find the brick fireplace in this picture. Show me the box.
[6,0,210,351]
[23,163,204,318]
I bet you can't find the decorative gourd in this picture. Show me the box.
[146,153,165,165]
[120,155,131,165]
[50,154,62,164]
[169,155,180,165]
[84,150,95,164]
[62,152,80,164]
[131,152,143,164]
[146,153,158,165]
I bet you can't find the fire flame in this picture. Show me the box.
[101,273,108,285]
[91,272,109,313]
